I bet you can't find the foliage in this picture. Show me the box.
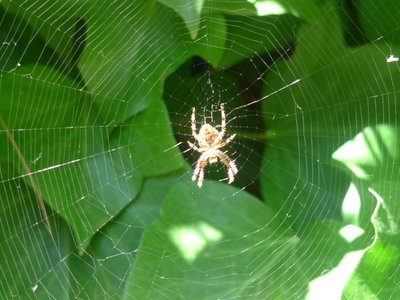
[0,0,399,299]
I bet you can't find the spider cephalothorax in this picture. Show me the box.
[188,104,238,187]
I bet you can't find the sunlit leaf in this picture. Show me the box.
[125,181,349,298]
[334,125,400,298]
[260,6,400,228]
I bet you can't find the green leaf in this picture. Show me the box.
[274,0,333,23]
[0,7,53,71]
[334,126,400,298]
[124,181,350,298]
[0,64,88,206]
[333,125,400,238]
[0,66,83,133]
[204,0,256,15]
[0,2,81,73]
[68,175,181,299]
[111,99,187,178]
[0,163,74,299]
[0,65,143,249]
[125,181,299,298]
[34,126,143,249]
[342,194,400,299]
[2,1,227,125]
[260,7,400,228]
[76,0,156,123]
[194,13,227,66]
[333,125,399,181]
[79,1,228,123]
[357,0,400,44]
[77,0,226,124]
[220,14,302,68]
[157,0,205,39]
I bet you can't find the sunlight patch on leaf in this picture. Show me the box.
[334,125,400,298]
[342,183,361,225]
[169,222,223,263]
[339,225,364,243]
[342,187,400,298]
[332,125,398,180]
[247,0,287,15]
[387,54,399,63]
[124,181,306,298]
[307,250,365,300]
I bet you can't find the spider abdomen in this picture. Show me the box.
[198,124,220,147]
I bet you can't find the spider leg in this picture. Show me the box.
[192,161,200,181]
[216,151,238,184]
[224,133,236,145]
[187,141,199,151]
[220,103,226,137]
[228,168,235,184]
[191,107,198,139]
[197,166,205,187]
[192,153,208,187]
[188,141,208,152]
[217,133,236,149]
[230,160,238,174]
[227,159,238,183]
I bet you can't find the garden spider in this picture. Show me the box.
[188,103,238,187]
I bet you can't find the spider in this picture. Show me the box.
[188,103,238,187]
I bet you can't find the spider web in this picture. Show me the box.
[0,0,399,299]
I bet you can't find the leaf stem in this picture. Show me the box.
[0,116,55,244]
